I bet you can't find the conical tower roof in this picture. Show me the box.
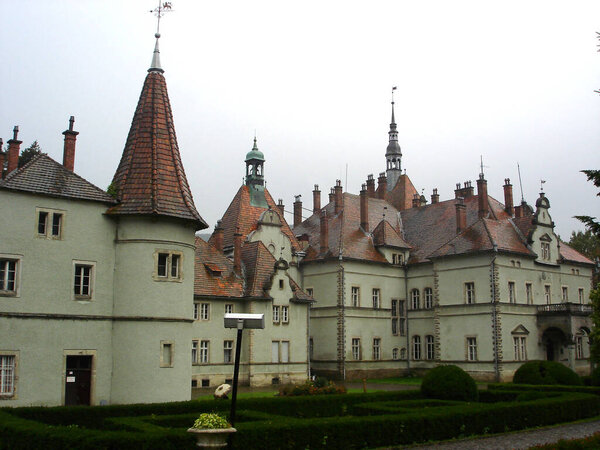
[108,66,207,230]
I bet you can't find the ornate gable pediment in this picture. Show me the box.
[511,324,530,335]
[539,233,552,242]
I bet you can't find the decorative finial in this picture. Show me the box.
[148,2,172,73]
[12,126,19,140]
[479,155,489,179]
[540,179,546,192]
[69,116,75,132]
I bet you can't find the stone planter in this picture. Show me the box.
[187,427,237,448]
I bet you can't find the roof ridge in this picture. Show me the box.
[2,152,46,182]
[481,218,497,250]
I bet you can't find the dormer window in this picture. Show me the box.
[541,242,550,260]
[204,263,222,277]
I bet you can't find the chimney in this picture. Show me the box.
[7,126,22,174]
[431,188,439,204]
[293,195,302,227]
[412,193,420,208]
[320,210,329,254]
[455,181,474,198]
[456,197,466,233]
[62,116,79,172]
[233,228,242,274]
[312,184,321,213]
[377,172,387,200]
[277,199,285,216]
[366,174,376,198]
[329,187,335,203]
[360,184,369,232]
[503,178,514,217]
[476,174,488,219]
[334,179,343,214]
[213,220,224,253]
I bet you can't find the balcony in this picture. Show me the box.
[536,303,592,316]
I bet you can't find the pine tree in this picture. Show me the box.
[18,141,43,168]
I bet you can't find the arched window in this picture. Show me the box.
[412,336,421,360]
[392,347,399,360]
[411,289,420,310]
[400,348,406,360]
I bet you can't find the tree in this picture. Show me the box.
[589,286,600,365]
[18,141,43,168]
[574,171,600,236]
[569,230,600,261]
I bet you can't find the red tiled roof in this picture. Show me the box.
[560,241,595,265]
[372,219,412,249]
[512,215,534,239]
[194,237,243,298]
[209,185,300,252]
[0,154,116,204]
[387,174,418,211]
[107,71,207,230]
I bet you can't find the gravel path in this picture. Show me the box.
[405,419,600,449]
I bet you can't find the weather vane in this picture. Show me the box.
[391,86,397,104]
[150,1,173,36]
[540,179,546,192]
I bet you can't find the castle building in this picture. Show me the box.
[293,101,595,382]
[0,33,207,406]
[192,139,312,388]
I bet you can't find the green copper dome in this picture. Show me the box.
[245,137,265,162]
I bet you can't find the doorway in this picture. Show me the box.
[64,355,92,406]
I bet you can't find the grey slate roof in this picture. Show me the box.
[0,154,116,204]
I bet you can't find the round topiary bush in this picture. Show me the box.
[421,365,478,401]
[512,360,582,386]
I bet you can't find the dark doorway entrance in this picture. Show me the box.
[542,327,567,363]
[65,355,92,406]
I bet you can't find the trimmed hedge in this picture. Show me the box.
[513,360,582,386]
[421,365,478,401]
[489,383,600,396]
[2,389,600,449]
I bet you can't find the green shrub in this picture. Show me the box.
[513,361,582,386]
[421,365,478,401]
[590,366,600,386]
[278,379,346,396]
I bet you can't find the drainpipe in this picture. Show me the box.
[491,244,500,382]
[338,251,346,381]
[404,263,410,373]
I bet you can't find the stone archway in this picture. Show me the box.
[542,327,568,362]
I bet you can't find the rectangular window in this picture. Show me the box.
[38,211,48,235]
[465,282,475,304]
[200,303,210,321]
[306,288,314,297]
[372,338,381,360]
[541,242,551,260]
[273,305,280,323]
[224,340,233,364]
[281,341,289,363]
[411,289,420,309]
[309,338,314,360]
[514,336,527,361]
[508,282,516,303]
[392,253,403,265]
[579,288,585,304]
[351,287,360,307]
[155,251,183,281]
[52,213,62,237]
[0,355,16,396]
[74,264,93,298]
[562,287,568,303]
[281,305,289,324]
[372,288,380,309]
[526,283,533,305]
[467,337,477,361]
[37,209,64,239]
[191,340,198,364]
[391,299,398,335]
[271,341,279,363]
[426,335,434,360]
[412,336,421,360]
[225,304,233,315]
[576,336,584,359]
[193,303,200,320]
[545,285,551,304]
[161,342,173,367]
[424,288,433,309]
[0,259,18,294]
[352,338,361,360]
[271,341,290,363]
[200,340,209,364]
[398,300,406,336]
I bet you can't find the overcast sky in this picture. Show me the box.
[2,0,599,239]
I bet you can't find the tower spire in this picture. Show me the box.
[385,86,402,190]
[149,2,172,73]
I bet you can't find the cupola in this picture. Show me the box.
[245,137,268,208]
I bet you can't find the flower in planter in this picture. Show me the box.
[192,412,231,430]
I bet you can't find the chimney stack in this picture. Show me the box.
[233,228,242,274]
[329,187,335,203]
[503,178,514,217]
[412,193,420,208]
[377,172,387,200]
[431,188,439,204]
[293,195,302,227]
[277,199,285,216]
[213,220,224,253]
[455,181,474,198]
[366,174,376,198]
[334,179,343,214]
[476,174,489,219]
[456,197,466,233]
[360,184,369,232]
[62,116,79,172]
[7,126,22,174]
[0,139,4,178]
[320,209,329,254]
[312,184,321,213]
